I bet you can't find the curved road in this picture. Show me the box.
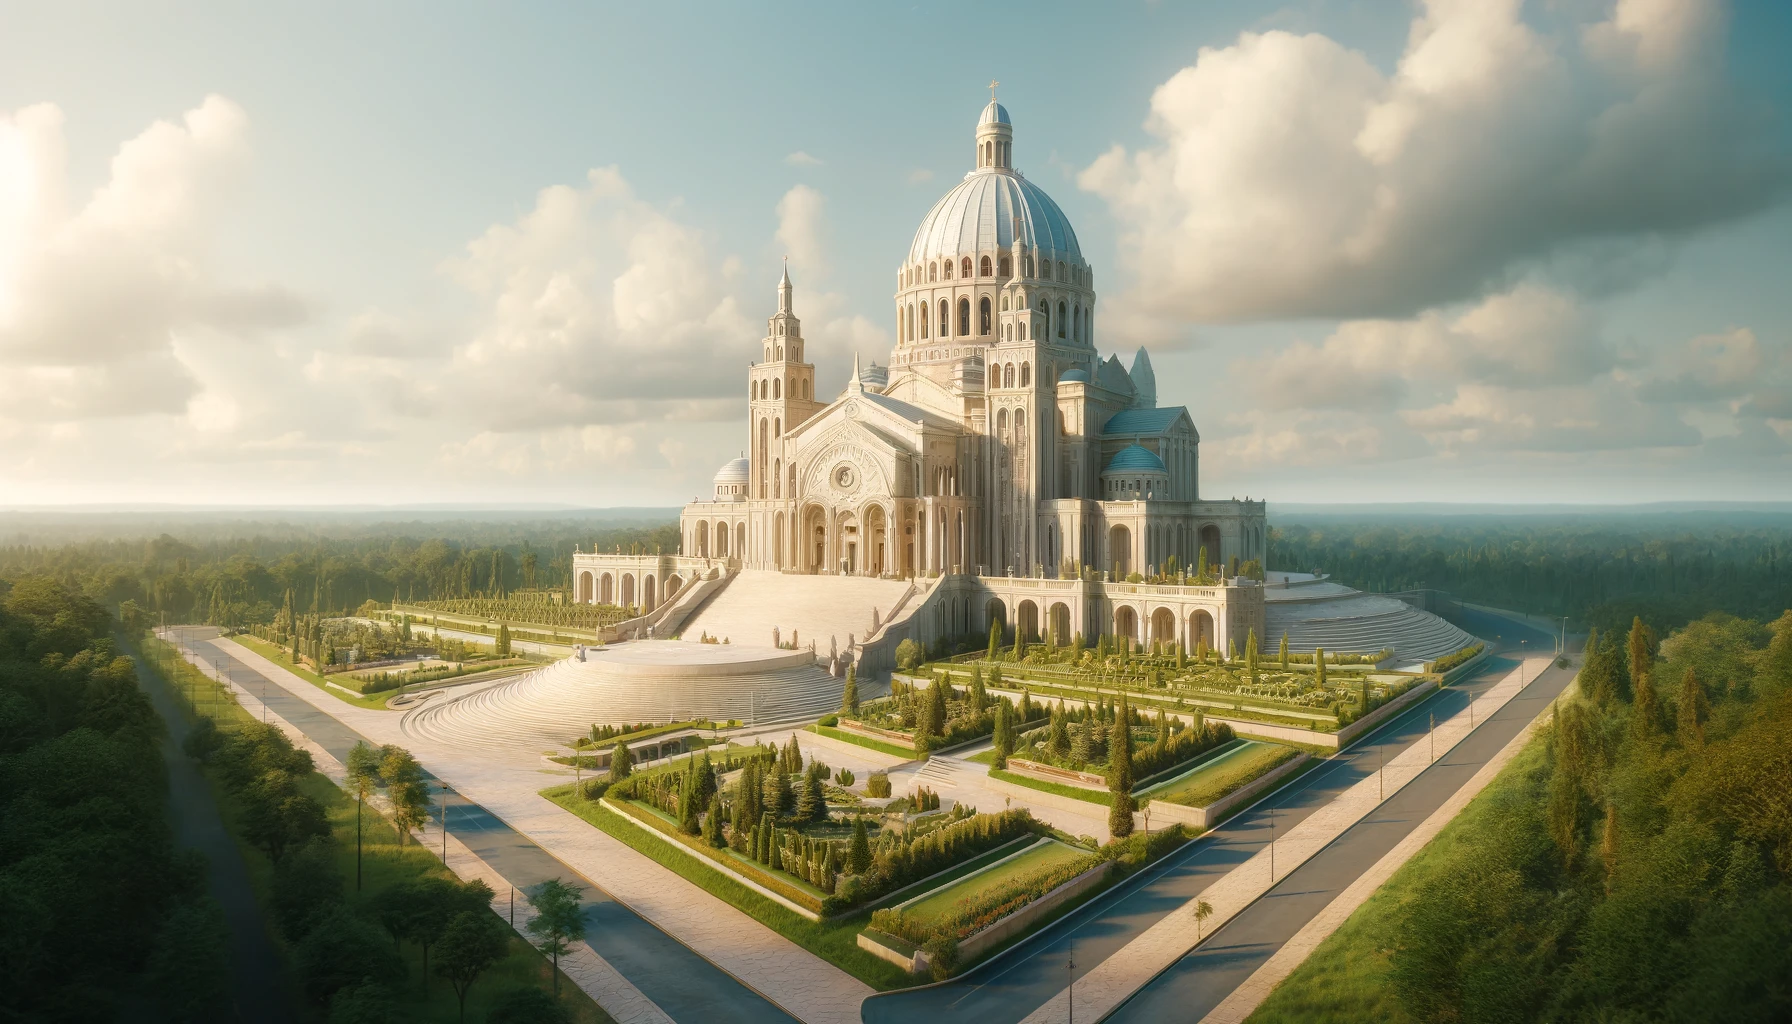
[169,627,796,1024]
[864,607,1563,1024]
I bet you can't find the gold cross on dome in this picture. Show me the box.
[989,79,999,100]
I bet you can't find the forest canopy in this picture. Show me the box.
[1269,510,1792,634]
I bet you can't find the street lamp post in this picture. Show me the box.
[1066,955,1076,1024]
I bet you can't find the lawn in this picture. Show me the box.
[899,839,1088,929]
[1143,741,1300,808]
[231,633,399,709]
[1243,736,1551,1024]
[142,636,611,1022]
[811,723,920,759]
[987,767,1112,805]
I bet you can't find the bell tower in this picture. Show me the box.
[749,265,817,501]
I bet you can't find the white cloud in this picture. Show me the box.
[775,184,827,278]
[0,96,308,429]
[906,169,934,184]
[1245,284,1609,409]
[1080,0,1788,323]
[784,151,823,167]
[428,166,753,429]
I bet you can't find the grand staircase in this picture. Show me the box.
[679,570,913,652]
[1265,591,1477,664]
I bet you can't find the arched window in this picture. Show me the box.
[929,262,937,282]
[1020,362,1031,387]
[897,306,905,342]
[961,256,973,278]
[1000,295,1009,311]
[907,303,916,341]
[997,407,1009,433]
[1039,299,1049,338]
[1003,363,1014,388]
[1000,256,1011,276]
[773,458,781,498]
[1057,301,1067,338]
[979,297,991,335]
[958,298,971,336]
[1005,323,1012,341]
[1025,256,1034,277]
[1057,261,1066,281]
[774,417,780,435]
[1072,304,1081,342]
[943,259,952,280]
[980,256,992,277]
[921,304,929,339]
[1019,321,1027,340]
[776,378,783,398]
[939,298,950,337]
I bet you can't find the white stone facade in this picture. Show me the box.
[575,99,1268,641]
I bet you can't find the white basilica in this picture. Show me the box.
[680,99,1266,583]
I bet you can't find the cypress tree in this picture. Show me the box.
[1580,627,1603,701]
[1632,669,1661,740]
[1175,641,1186,671]
[927,676,949,738]
[496,622,511,657]
[992,701,1013,769]
[1246,629,1259,685]
[1108,693,1136,838]
[1227,637,1237,662]
[1071,632,1085,662]
[610,740,633,781]
[1677,667,1708,746]
[970,666,988,713]
[1048,707,1070,759]
[1019,688,1034,723]
[1315,649,1327,688]
[1278,632,1289,669]
[841,665,859,716]
[1195,546,1208,581]
[988,619,1002,661]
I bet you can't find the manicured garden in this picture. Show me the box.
[907,623,1456,739]
[1140,740,1301,808]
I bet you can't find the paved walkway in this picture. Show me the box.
[170,630,872,1024]
[136,644,296,1023]
[1028,655,1554,1024]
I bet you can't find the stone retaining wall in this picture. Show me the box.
[1144,752,1311,830]
[957,861,1116,962]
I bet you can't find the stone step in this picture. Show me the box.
[680,570,912,652]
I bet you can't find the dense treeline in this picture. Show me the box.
[1270,513,1792,633]
[1373,612,1792,1022]
[0,576,229,1020]
[0,517,681,627]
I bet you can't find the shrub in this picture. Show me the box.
[485,986,572,1024]
[1430,642,1486,674]
[294,907,406,1005]
[924,934,960,980]
[895,638,924,672]
[819,714,839,727]
[836,767,855,786]
[866,771,892,798]
[271,838,344,941]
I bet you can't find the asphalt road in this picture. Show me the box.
[168,628,795,1024]
[862,609,1564,1024]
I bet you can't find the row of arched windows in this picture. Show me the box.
[899,294,1090,345]
[993,361,1031,389]
[752,378,810,401]
[899,255,1093,290]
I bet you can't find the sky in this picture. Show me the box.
[2,0,1790,508]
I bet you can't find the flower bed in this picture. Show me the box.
[871,841,1101,945]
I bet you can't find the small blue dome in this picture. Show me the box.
[979,100,1011,127]
[1105,444,1166,473]
[1058,368,1091,384]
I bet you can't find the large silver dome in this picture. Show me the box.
[907,104,1081,265]
[908,169,1081,264]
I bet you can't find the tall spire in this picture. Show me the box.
[778,257,793,313]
